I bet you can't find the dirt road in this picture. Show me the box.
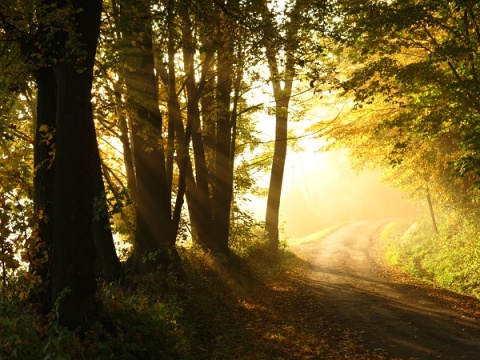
[291,220,480,360]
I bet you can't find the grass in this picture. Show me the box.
[379,215,480,300]
[286,222,349,247]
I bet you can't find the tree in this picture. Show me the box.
[259,0,327,249]
[32,66,56,313]
[319,0,480,218]
[0,0,117,328]
[1,1,123,322]
[259,1,295,250]
[46,0,106,328]
[115,0,182,271]
[154,0,263,254]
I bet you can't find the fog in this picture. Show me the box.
[248,147,418,239]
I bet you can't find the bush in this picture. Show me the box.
[381,214,480,299]
[0,273,187,360]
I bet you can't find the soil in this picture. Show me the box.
[290,220,480,360]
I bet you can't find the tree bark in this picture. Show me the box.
[426,188,439,234]
[212,22,234,253]
[180,5,215,250]
[157,49,204,245]
[32,66,56,314]
[264,64,294,251]
[264,99,289,250]
[115,82,138,203]
[119,0,181,271]
[91,129,122,279]
[51,0,103,329]
[262,1,295,251]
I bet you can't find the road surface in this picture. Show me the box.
[291,220,480,360]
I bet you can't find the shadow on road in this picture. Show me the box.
[291,221,480,360]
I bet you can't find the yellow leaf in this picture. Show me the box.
[39,124,49,132]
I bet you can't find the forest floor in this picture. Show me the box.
[186,220,480,359]
[3,220,480,359]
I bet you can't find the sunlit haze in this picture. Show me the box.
[248,146,417,239]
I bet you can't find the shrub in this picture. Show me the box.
[381,214,480,299]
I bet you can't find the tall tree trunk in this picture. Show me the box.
[51,0,103,329]
[164,0,187,239]
[119,0,180,271]
[212,22,234,253]
[111,0,137,204]
[91,130,122,278]
[262,1,296,251]
[155,2,206,246]
[32,66,56,314]
[165,0,176,195]
[264,98,289,250]
[180,4,215,250]
[264,60,294,250]
[426,187,439,234]
[115,81,137,203]
[189,92,215,249]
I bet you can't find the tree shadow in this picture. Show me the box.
[290,255,480,360]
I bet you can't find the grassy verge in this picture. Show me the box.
[286,222,350,247]
[379,215,480,300]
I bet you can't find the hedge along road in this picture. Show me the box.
[290,220,480,360]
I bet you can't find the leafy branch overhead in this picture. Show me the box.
[319,0,480,209]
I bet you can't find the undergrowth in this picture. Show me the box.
[0,240,296,360]
[380,214,480,299]
[1,271,187,359]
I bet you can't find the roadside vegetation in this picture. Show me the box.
[380,214,480,300]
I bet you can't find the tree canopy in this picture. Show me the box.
[315,0,480,216]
